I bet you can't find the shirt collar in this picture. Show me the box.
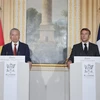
[12,41,19,46]
[82,42,89,48]
[82,42,89,45]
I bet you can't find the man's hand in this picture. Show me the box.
[67,60,72,68]
[27,61,32,70]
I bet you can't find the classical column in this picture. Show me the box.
[41,0,52,25]
[39,0,54,42]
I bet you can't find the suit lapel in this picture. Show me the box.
[88,42,91,51]
[87,42,92,55]
[79,42,86,55]
[17,42,21,55]
[79,42,84,51]
[10,42,14,55]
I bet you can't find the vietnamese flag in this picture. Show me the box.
[0,19,4,53]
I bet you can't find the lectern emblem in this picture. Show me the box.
[5,63,17,76]
[83,64,94,76]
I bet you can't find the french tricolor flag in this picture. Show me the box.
[96,24,100,53]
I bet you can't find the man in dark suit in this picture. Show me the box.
[1,28,32,67]
[67,28,99,67]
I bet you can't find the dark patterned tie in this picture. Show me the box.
[13,44,17,55]
[84,43,87,54]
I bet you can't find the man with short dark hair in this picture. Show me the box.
[1,28,32,68]
[67,28,100,67]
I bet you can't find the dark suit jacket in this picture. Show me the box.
[1,41,31,62]
[68,42,100,63]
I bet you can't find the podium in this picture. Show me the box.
[0,56,29,100]
[70,62,100,100]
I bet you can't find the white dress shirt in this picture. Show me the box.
[82,42,89,50]
[12,41,19,51]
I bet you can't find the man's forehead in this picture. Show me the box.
[10,30,20,34]
[81,30,89,33]
[12,30,19,32]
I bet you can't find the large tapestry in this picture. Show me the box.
[26,0,68,64]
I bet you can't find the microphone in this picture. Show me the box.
[6,52,8,55]
[17,51,20,55]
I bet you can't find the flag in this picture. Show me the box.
[0,19,4,53]
[96,24,100,53]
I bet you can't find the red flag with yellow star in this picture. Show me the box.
[0,19,4,53]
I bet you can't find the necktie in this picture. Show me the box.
[13,44,17,55]
[84,43,87,54]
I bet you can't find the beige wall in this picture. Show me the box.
[0,0,26,43]
[0,0,100,58]
[68,0,100,57]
